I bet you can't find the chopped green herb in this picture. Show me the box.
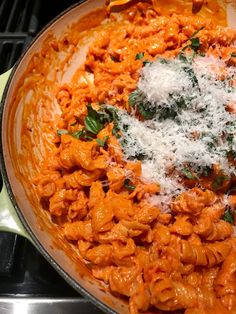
[103,106,119,124]
[184,66,198,88]
[137,103,155,120]
[201,166,212,177]
[84,117,103,134]
[58,104,120,141]
[159,58,168,64]
[190,37,200,52]
[85,104,104,134]
[128,89,155,120]
[124,179,136,191]
[226,134,234,144]
[181,26,204,53]
[112,126,121,138]
[123,124,129,132]
[57,129,69,136]
[135,52,144,60]
[98,105,121,138]
[96,136,109,147]
[87,104,99,121]
[212,174,229,191]
[143,60,151,66]
[133,152,147,161]
[178,52,188,62]
[181,168,195,180]
[222,208,234,224]
[231,52,236,58]
[128,90,139,106]
[70,129,85,139]
[231,150,236,160]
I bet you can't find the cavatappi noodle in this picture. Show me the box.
[16,1,236,313]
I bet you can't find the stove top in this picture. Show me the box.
[0,0,105,313]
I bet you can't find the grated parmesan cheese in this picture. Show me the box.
[138,59,194,108]
[117,55,236,204]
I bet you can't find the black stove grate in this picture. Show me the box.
[0,0,40,33]
[0,233,18,277]
[0,0,40,74]
[0,36,31,73]
[0,237,79,296]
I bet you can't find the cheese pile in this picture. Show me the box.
[118,55,236,199]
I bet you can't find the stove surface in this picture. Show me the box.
[0,0,105,313]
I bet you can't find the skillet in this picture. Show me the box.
[0,1,236,313]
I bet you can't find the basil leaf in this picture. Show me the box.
[112,125,121,138]
[98,106,121,138]
[138,103,155,120]
[124,179,136,191]
[222,208,234,224]
[181,168,195,179]
[96,136,109,147]
[190,37,200,51]
[84,104,104,134]
[57,129,69,136]
[128,90,139,106]
[183,65,199,89]
[181,26,204,53]
[135,52,144,60]
[87,104,99,120]
[85,116,103,134]
[70,129,85,139]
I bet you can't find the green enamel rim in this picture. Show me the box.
[0,69,30,239]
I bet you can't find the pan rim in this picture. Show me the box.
[0,2,117,314]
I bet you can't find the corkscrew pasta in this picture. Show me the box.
[33,1,236,313]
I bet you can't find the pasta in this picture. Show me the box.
[33,1,236,313]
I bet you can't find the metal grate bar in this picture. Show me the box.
[28,0,41,34]
[0,0,40,33]
[0,1,11,32]
[0,233,18,277]
[17,0,31,32]
[5,0,19,32]
[0,36,29,73]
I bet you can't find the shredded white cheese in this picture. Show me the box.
[117,55,236,203]
[138,59,194,107]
